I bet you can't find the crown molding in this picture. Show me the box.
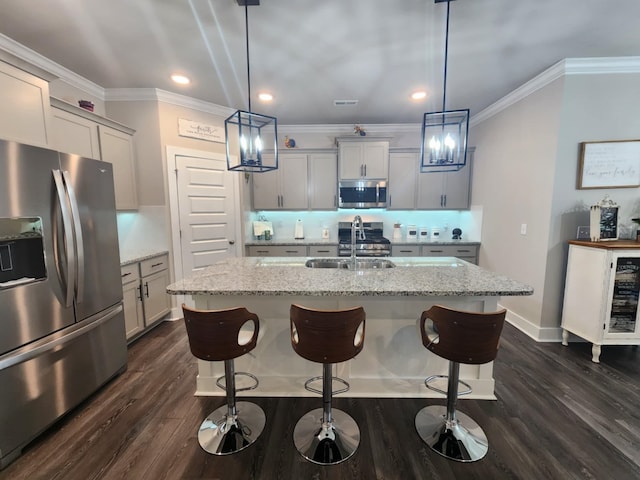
[0,33,105,99]
[280,123,421,135]
[104,88,236,117]
[471,56,640,126]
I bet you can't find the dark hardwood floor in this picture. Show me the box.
[2,319,639,480]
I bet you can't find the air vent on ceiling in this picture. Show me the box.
[333,100,359,106]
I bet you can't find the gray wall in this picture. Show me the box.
[471,72,640,338]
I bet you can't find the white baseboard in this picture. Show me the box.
[500,303,564,342]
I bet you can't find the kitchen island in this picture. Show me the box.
[167,257,532,399]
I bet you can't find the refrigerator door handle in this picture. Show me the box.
[0,304,123,370]
[62,170,85,304]
[52,169,76,308]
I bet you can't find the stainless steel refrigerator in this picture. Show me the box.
[0,139,127,468]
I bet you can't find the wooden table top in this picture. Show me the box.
[569,239,640,249]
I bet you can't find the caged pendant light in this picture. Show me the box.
[225,0,278,172]
[420,0,469,173]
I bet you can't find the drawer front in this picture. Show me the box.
[140,254,169,277]
[247,245,307,257]
[308,246,338,257]
[120,263,140,285]
[391,245,421,257]
[271,246,307,256]
[421,245,477,256]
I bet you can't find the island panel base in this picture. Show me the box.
[192,295,499,399]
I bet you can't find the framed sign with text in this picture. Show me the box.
[178,118,225,143]
[577,140,640,189]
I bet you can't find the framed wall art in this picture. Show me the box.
[577,139,640,189]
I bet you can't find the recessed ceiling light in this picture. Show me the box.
[258,92,273,102]
[171,74,190,85]
[411,91,427,100]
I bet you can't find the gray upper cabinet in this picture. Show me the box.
[388,152,418,209]
[417,162,471,210]
[50,98,138,211]
[0,59,53,148]
[309,153,338,210]
[388,149,472,210]
[252,154,308,210]
[337,139,389,180]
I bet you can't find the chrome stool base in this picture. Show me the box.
[293,408,360,465]
[415,405,488,462]
[198,401,266,455]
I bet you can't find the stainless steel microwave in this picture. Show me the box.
[338,180,387,208]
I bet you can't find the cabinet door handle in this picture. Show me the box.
[121,272,131,278]
[151,262,163,268]
[429,250,444,253]
[457,249,471,253]
[137,285,144,302]
[144,282,149,298]
[256,250,269,254]
[399,249,413,253]
[364,164,367,177]
[285,250,300,254]
[316,250,330,253]
[443,194,447,207]
[334,194,337,207]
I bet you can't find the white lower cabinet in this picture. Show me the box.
[121,253,171,342]
[121,263,144,339]
[561,241,640,363]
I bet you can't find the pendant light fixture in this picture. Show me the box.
[225,0,278,172]
[420,0,469,173]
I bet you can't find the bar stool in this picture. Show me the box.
[415,304,506,462]
[182,304,266,455]
[290,303,366,465]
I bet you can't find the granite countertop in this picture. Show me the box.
[245,239,479,246]
[120,249,169,266]
[167,256,533,297]
[390,240,480,246]
[246,239,338,246]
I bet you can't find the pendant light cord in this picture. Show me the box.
[442,0,450,113]
[244,3,252,112]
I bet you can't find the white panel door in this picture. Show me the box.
[176,154,237,276]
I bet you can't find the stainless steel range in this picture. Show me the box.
[338,221,391,257]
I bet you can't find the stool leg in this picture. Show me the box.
[293,364,360,465]
[415,361,489,462]
[197,359,266,455]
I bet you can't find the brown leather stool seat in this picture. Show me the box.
[415,305,506,462]
[290,303,366,465]
[182,304,265,455]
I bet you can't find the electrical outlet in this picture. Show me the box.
[520,223,527,235]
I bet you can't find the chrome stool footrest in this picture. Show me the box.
[425,374,472,396]
[304,375,349,396]
[216,371,259,393]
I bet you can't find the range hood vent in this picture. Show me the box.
[333,99,359,106]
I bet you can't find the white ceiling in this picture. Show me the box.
[1,0,639,124]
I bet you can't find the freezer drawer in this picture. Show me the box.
[0,305,127,469]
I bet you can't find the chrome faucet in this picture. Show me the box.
[351,215,366,265]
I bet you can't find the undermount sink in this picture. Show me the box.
[305,258,395,269]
